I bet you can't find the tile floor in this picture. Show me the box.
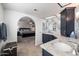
[17,36,42,56]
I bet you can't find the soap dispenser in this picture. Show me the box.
[70,31,77,39]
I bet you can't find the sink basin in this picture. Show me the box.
[53,42,73,52]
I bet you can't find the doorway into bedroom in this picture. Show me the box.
[17,16,42,56]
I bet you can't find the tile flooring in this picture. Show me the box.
[17,36,42,56]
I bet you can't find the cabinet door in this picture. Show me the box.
[66,8,75,37]
[42,34,56,43]
[61,11,66,36]
[42,49,53,56]
[60,7,75,37]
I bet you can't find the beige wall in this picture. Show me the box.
[0,4,4,22]
[4,9,42,46]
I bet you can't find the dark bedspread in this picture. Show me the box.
[17,31,35,37]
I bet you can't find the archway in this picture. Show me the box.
[17,16,41,56]
[17,16,35,42]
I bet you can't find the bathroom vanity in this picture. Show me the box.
[42,33,57,56]
[41,7,79,56]
[41,32,79,56]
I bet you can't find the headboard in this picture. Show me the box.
[19,28,31,31]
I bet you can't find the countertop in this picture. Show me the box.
[40,32,79,56]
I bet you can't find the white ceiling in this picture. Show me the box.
[2,3,61,19]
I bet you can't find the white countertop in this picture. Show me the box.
[40,32,79,56]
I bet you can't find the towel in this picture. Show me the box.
[0,23,7,41]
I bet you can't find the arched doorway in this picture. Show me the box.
[17,17,35,42]
[17,16,41,56]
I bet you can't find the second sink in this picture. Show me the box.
[53,42,73,53]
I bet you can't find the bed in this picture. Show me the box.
[17,28,35,37]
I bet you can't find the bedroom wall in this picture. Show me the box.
[18,18,34,29]
[18,20,31,28]
[4,9,42,46]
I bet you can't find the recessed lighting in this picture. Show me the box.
[33,8,38,11]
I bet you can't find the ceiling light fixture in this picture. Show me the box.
[33,8,38,11]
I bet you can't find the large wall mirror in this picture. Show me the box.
[42,16,60,34]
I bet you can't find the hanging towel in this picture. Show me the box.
[0,24,2,39]
[1,23,7,40]
[0,23,7,41]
